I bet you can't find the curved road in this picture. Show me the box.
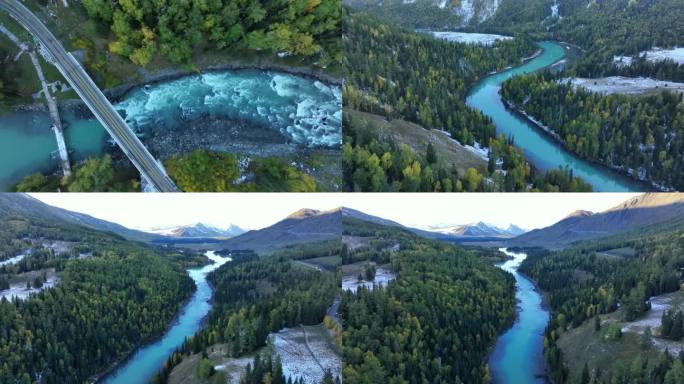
[0,0,179,192]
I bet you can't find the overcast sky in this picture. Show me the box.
[31,193,640,231]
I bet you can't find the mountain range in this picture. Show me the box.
[339,194,684,250]
[0,194,161,243]
[216,208,342,252]
[146,223,245,238]
[341,207,525,239]
[5,192,683,255]
[507,193,684,248]
[427,222,526,237]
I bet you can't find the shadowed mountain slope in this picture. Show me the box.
[508,193,684,248]
[217,208,342,252]
[0,194,162,242]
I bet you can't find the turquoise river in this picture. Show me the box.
[101,251,230,384]
[467,41,645,192]
[489,248,549,384]
[0,69,341,191]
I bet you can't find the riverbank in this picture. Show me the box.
[1,65,342,191]
[488,248,550,384]
[11,62,342,115]
[88,269,200,383]
[98,251,231,384]
[503,98,661,192]
[466,41,645,192]
[88,251,213,383]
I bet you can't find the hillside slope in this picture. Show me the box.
[0,194,162,243]
[344,0,503,27]
[217,208,342,252]
[508,193,684,248]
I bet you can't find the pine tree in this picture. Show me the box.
[580,362,590,384]
[426,143,437,164]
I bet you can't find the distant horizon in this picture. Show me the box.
[30,193,641,233]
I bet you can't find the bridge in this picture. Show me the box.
[0,0,179,192]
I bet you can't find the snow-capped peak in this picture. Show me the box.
[426,221,525,237]
[144,223,246,238]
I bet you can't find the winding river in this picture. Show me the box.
[466,41,644,192]
[489,248,549,384]
[0,69,342,191]
[101,251,231,384]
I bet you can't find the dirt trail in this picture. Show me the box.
[300,325,326,373]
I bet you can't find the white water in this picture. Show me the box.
[116,70,342,147]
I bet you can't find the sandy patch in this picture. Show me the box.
[563,77,684,95]
[270,324,341,384]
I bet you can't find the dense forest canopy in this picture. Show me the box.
[553,0,684,57]
[519,221,684,383]
[14,155,140,192]
[14,151,321,193]
[153,241,340,383]
[344,7,536,146]
[80,0,341,66]
[484,0,684,80]
[0,212,198,383]
[341,218,516,383]
[502,73,684,190]
[165,150,318,192]
[343,110,592,192]
[343,9,592,192]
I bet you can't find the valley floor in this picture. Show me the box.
[167,323,341,384]
[557,289,684,382]
[341,261,396,294]
[563,77,684,96]
[0,268,58,301]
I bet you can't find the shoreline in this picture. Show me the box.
[487,250,551,383]
[92,253,223,383]
[465,40,657,192]
[88,280,196,384]
[502,98,662,192]
[11,62,342,114]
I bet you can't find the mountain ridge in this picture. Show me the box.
[146,223,245,238]
[217,208,342,252]
[341,207,525,239]
[0,194,162,243]
[508,193,684,248]
[427,221,525,237]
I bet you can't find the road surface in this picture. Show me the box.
[0,0,179,192]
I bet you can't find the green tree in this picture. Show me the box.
[463,167,483,192]
[14,173,49,192]
[665,360,684,384]
[196,357,215,379]
[580,362,590,384]
[166,150,240,192]
[426,142,437,164]
[67,155,115,192]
